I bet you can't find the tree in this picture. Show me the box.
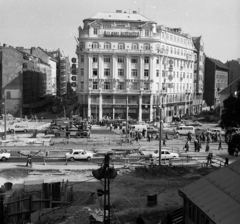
[221,81,240,155]
[220,95,240,129]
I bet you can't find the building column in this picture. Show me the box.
[139,55,144,79]
[88,95,91,118]
[112,54,117,79]
[98,54,103,79]
[150,56,154,81]
[139,95,142,122]
[125,55,131,80]
[99,94,102,121]
[112,95,115,119]
[150,94,153,121]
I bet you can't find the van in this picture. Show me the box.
[176,126,195,135]
[9,124,31,133]
[130,124,147,132]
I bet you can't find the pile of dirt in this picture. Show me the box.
[0,169,29,179]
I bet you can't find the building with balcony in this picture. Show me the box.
[48,49,70,96]
[192,36,205,114]
[204,57,229,108]
[77,10,196,121]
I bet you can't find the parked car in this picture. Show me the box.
[0,151,10,161]
[176,126,195,135]
[208,128,225,136]
[9,124,31,133]
[65,149,95,161]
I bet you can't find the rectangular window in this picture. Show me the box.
[104,82,110,90]
[93,69,98,76]
[93,28,98,35]
[118,56,124,63]
[93,82,98,89]
[80,82,84,89]
[144,70,149,77]
[118,69,124,76]
[104,69,110,76]
[131,57,138,63]
[81,68,84,76]
[144,83,149,90]
[156,58,159,64]
[80,55,84,63]
[156,82,159,90]
[145,30,149,36]
[131,69,137,77]
[132,83,138,90]
[117,82,125,90]
[156,70,159,77]
[104,57,110,63]
[93,56,98,63]
[144,57,149,64]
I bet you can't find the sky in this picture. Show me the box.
[0,0,239,63]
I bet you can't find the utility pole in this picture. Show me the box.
[158,95,162,167]
[126,95,128,139]
[3,94,6,140]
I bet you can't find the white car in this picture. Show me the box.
[140,149,179,159]
[9,124,31,133]
[0,151,11,161]
[65,149,95,161]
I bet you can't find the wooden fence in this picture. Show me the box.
[3,181,73,224]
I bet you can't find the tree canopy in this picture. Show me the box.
[220,82,240,129]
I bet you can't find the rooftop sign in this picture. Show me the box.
[104,31,139,37]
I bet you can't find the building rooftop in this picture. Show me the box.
[208,57,229,70]
[179,159,240,224]
[85,11,153,23]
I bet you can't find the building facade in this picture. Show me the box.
[204,57,229,108]
[77,11,195,121]
[0,46,23,116]
[225,60,240,84]
[192,36,205,114]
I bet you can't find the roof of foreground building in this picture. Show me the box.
[179,159,240,224]
[85,11,153,22]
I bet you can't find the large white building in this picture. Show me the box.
[76,10,196,122]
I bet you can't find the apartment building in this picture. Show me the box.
[77,10,195,121]
[192,36,205,114]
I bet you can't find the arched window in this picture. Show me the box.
[104,42,111,49]
[174,48,176,54]
[118,43,125,49]
[181,50,183,56]
[184,50,186,56]
[156,44,160,50]
[80,42,85,49]
[92,42,99,49]
[162,45,165,50]
[131,43,139,50]
[143,43,150,50]
[166,46,169,52]
[170,47,173,54]
[177,49,180,55]
[162,32,165,39]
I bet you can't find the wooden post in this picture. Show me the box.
[29,195,32,223]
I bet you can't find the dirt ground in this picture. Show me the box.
[0,166,217,224]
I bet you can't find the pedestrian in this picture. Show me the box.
[206,152,213,166]
[65,154,68,165]
[197,141,201,152]
[224,157,229,166]
[165,132,169,140]
[155,133,159,140]
[135,135,140,146]
[163,138,166,146]
[185,140,189,152]
[194,139,198,152]
[205,143,210,152]
[110,123,113,131]
[218,140,223,150]
[147,132,151,142]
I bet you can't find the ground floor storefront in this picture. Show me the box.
[78,93,202,122]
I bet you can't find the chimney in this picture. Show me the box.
[116,10,122,13]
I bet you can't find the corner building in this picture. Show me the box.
[77,11,195,122]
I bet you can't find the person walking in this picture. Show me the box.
[194,139,198,152]
[185,140,189,152]
[206,152,213,166]
[147,132,151,142]
[218,140,223,150]
[163,138,166,146]
[135,135,140,146]
[205,142,210,152]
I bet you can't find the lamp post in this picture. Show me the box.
[2,94,6,140]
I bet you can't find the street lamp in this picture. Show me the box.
[2,94,6,140]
